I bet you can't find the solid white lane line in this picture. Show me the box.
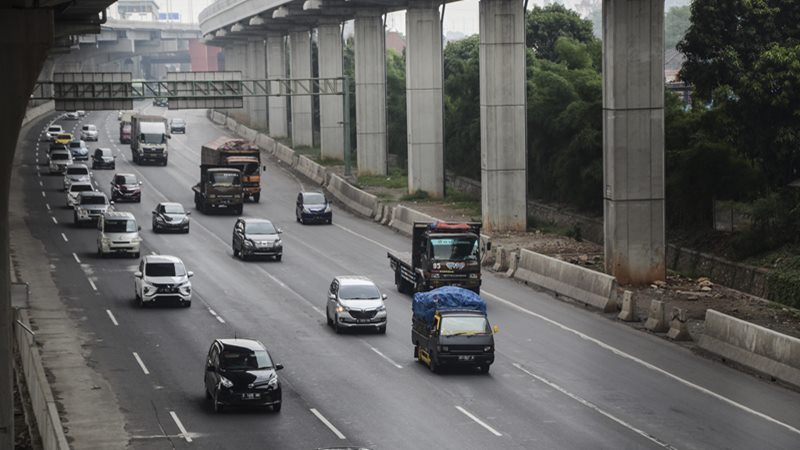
[72,252,81,264]
[88,278,97,291]
[333,223,396,253]
[310,408,346,440]
[61,233,68,242]
[369,346,402,369]
[132,352,150,375]
[481,291,800,437]
[51,216,58,224]
[455,406,502,437]
[106,309,119,326]
[216,316,225,324]
[169,411,193,443]
[208,308,217,316]
[513,363,674,448]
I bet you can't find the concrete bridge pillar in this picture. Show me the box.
[354,13,387,175]
[266,32,288,138]
[479,0,527,231]
[289,30,313,147]
[406,3,444,197]
[317,23,344,160]
[0,10,53,448]
[602,0,666,285]
[248,39,267,131]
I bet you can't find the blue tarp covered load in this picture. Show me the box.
[412,286,486,326]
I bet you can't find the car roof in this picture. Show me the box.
[103,211,135,220]
[65,163,88,170]
[216,338,266,352]
[335,275,376,286]
[78,191,105,198]
[48,125,62,129]
[69,181,93,188]
[114,172,137,178]
[50,149,70,155]
[95,147,112,152]
[158,202,183,208]
[144,254,183,265]
[239,217,273,225]
[301,191,326,197]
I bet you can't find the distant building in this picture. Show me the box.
[117,0,159,21]
[444,31,467,43]
[386,31,406,52]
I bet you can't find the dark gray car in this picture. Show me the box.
[231,218,282,261]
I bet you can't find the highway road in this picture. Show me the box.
[12,103,800,449]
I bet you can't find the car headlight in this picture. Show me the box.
[208,194,217,199]
[375,305,386,312]
[219,376,233,389]
[244,239,254,248]
[324,205,332,213]
[274,239,282,246]
[303,207,311,213]
[142,282,155,295]
[131,237,142,243]
[484,346,493,352]
[101,236,111,244]
[469,273,479,279]
[431,273,441,279]
[438,346,449,352]
[336,305,346,313]
[267,374,278,389]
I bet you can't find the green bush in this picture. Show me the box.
[767,256,800,309]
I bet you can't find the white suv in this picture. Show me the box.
[134,255,193,307]
[80,124,98,141]
[97,211,141,258]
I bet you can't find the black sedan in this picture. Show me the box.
[204,339,283,413]
[91,148,116,170]
[296,191,332,224]
[152,202,190,233]
[169,118,186,134]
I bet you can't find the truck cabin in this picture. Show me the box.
[139,132,167,144]
[434,312,492,337]
[207,169,241,187]
[225,156,261,176]
[412,222,481,269]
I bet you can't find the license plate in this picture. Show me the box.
[458,355,474,361]
[242,393,259,400]
[357,319,370,323]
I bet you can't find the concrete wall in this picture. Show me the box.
[387,205,438,237]
[699,309,800,389]
[513,249,617,312]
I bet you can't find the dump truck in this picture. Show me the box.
[389,222,482,294]
[192,165,244,215]
[201,137,263,202]
[131,114,169,165]
[412,286,496,373]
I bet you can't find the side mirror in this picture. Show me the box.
[186,211,191,216]
[89,172,93,176]
[137,226,142,231]
[134,271,143,278]
[109,200,115,205]
[262,165,266,171]
[382,294,388,300]
[139,181,143,185]
[277,228,283,234]
[152,211,157,215]
[275,363,284,371]
[187,271,194,278]
[166,135,171,139]
[328,293,336,300]
[492,325,500,334]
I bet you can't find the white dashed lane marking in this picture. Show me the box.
[169,411,192,443]
[455,406,502,437]
[132,352,150,375]
[61,233,68,242]
[106,309,119,326]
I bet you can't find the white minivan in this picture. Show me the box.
[97,211,141,258]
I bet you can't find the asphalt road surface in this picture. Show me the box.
[13,104,800,449]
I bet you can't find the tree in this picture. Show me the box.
[526,4,595,61]
[385,49,407,168]
[443,36,481,179]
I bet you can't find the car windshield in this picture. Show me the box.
[145,262,185,277]
[57,134,71,140]
[171,119,185,125]
[430,237,479,261]
[440,316,489,336]
[66,167,88,175]
[69,141,82,148]
[116,175,138,184]
[96,150,111,158]
[82,125,95,131]
[163,204,184,214]
[141,133,165,144]
[209,172,240,186]
[50,153,69,160]
[303,193,326,205]
[70,184,93,193]
[220,349,273,371]
[246,222,276,235]
[48,127,61,132]
[339,283,381,300]
[104,219,137,233]
[80,195,106,205]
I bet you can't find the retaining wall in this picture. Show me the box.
[666,245,768,299]
[326,174,379,218]
[14,309,70,450]
[295,155,326,185]
[699,309,800,389]
[513,249,617,311]
[388,205,439,236]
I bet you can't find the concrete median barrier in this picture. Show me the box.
[295,155,327,185]
[326,174,379,218]
[274,143,297,166]
[387,205,439,236]
[699,309,800,388]
[513,249,617,312]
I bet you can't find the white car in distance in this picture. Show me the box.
[66,181,94,208]
[134,255,193,307]
[63,164,92,191]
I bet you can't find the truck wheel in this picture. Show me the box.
[235,205,243,215]
[252,193,260,203]
[413,345,419,359]
[429,357,438,373]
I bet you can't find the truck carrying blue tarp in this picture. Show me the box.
[412,286,487,326]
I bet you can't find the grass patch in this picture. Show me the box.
[357,170,408,189]
[445,189,480,217]
[401,190,430,201]
[527,215,571,235]
[317,157,344,167]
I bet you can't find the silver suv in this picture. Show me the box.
[74,191,112,225]
[63,164,92,191]
[97,211,141,258]
[326,276,387,334]
[134,255,193,307]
